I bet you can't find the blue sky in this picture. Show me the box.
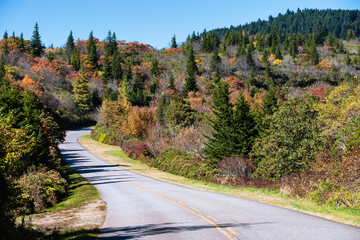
[0,0,359,49]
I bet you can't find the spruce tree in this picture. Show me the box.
[19,33,25,52]
[65,31,75,64]
[168,73,175,90]
[232,93,257,157]
[3,31,8,54]
[150,58,160,77]
[87,31,98,70]
[102,50,112,84]
[171,34,177,48]
[205,81,234,164]
[210,48,221,72]
[111,50,122,81]
[30,23,44,57]
[71,47,81,71]
[310,44,320,65]
[182,45,198,96]
[274,47,283,60]
[72,68,90,114]
[47,50,54,62]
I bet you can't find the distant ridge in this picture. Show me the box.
[212,9,360,38]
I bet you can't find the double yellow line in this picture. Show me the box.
[125,182,238,240]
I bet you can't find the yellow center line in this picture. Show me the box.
[207,215,218,222]
[227,227,238,235]
[190,207,200,212]
[177,201,185,205]
[125,182,237,240]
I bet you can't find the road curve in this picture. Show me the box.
[59,128,360,240]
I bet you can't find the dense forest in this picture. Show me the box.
[1,8,360,237]
[213,9,360,38]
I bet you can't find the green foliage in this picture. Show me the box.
[3,31,8,54]
[310,44,320,65]
[30,23,44,58]
[205,81,257,164]
[87,31,98,70]
[200,30,220,53]
[154,148,218,181]
[164,100,197,130]
[182,45,198,96]
[102,50,111,84]
[252,97,324,180]
[72,69,90,113]
[127,71,148,106]
[47,50,54,62]
[171,34,177,48]
[168,73,175,90]
[111,50,123,81]
[150,58,160,77]
[71,47,81,71]
[65,31,75,63]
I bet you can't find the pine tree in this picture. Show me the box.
[171,34,177,48]
[102,50,112,84]
[47,50,54,62]
[182,45,198,96]
[168,73,175,90]
[128,70,148,106]
[111,50,122,81]
[310,44,320,65]
[105,31,117,56]
[210,48,221,72]
[205,81,234,164]
[246,48,254,66]
[232,93,257,157]
[261,88,277,117]
[72,68,90,113]
[274,47,283,60]
[326,33,336,46]
[71,47,81,71]
[65,31,75,63]
[87,31,98,70]
[19,33,25,52]
[150,58,160,77]
[315,26,324,45]
[3,31,8,54]
[30,23,44,57]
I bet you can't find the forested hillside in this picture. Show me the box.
[213,9,360,38]
[1,9,360,235]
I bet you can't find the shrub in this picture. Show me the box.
[217,156,254,178]
[122,141,153,160]
[16,168,68,213]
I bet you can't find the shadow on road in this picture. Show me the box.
[99,221,273,239]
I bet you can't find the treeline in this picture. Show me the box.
[212,9,360,39]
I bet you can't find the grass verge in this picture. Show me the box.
[79,134,360,227]
[23,162,106,239]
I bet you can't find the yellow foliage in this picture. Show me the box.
[314,84,360,136]
[318,58,334,71]
[273,59,283,65]
[126,107,154,138]
[21,75,44,97]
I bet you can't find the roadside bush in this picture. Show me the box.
[217,156,254,178]
[16,168,68,213]
[122,141,153,160]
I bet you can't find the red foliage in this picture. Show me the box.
[122,141,153,160]
[225,76,244,93]
[165,48,183,55]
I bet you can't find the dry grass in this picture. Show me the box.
[79,135,360,227]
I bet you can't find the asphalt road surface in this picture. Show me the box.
[60,128,360,240]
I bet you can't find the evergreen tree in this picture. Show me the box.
[210,48,221,71]
[232,93,257,157]
[47,50,54,62]
[2,31,8,54]
[274,47,283,60]
[345,53,351,65]
[205,81,234,164]
[168,73,175,90]
[87,31,98,70]
[310,44,320,65]
[65,31,75,63]
[105,31,117,56]
[182,45,198,96]
[261,49,269,65]
[30,23,44,57]
[19,33,25,52]
[128,71,148,106]
[171,34,177,48]
[150,58,160,77]
[315,26,324,45]
[102,50,112,84]
[326,33,336,46]
[71,47,81,71]
[72,68,90,114]
[111,50,122,81]
[246,48,254,66]
[346,30,354,41]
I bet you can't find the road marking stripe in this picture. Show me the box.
[177,201,185,205]
[207,215,218,222]
[227,227,238,235]
[190,207,200,212]
[125,182,237,240]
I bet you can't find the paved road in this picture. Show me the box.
[60,128,360,240]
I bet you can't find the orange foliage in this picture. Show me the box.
[165,48,183,55]
[30,58,60,78]
[126,107,154,138]
[118,41,154,56]
[225,76,244,93]
[322,45,336,52]
[229,56,236,64]
[318,58,334,71]
[20,75,44,97]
